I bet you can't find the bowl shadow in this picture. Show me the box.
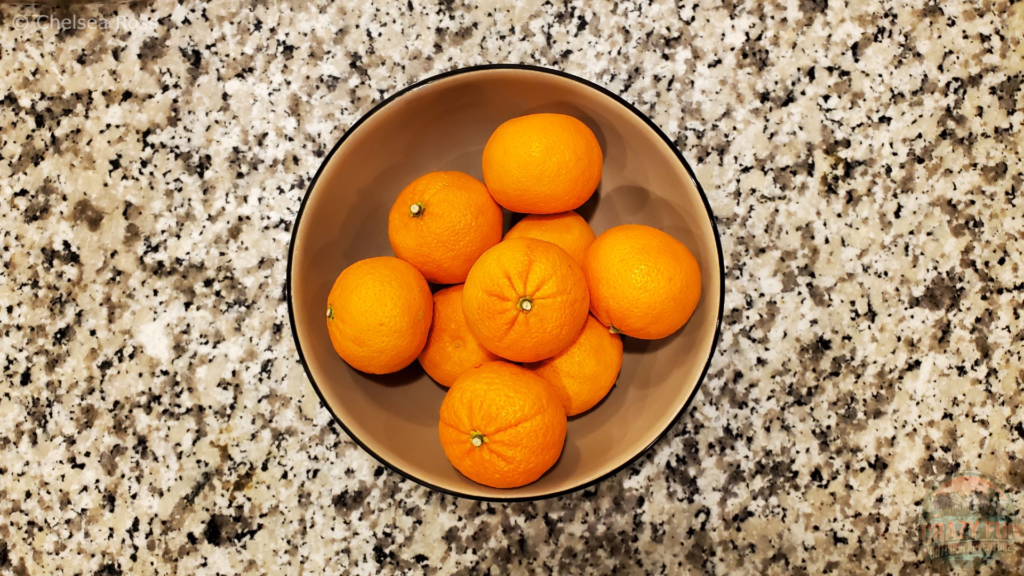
[599,185,696,241]
[575,186,602,221]
[362,362,427,388]
[567,378,619,421]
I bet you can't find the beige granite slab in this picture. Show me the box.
[0,0,1022,574]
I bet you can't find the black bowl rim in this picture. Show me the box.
[287,63,726,502]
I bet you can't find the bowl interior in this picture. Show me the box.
[290,68,722,500]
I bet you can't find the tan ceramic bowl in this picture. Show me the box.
[288,65,723,500]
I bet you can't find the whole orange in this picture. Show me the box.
[326,257,433,374]
[438,361,567,488]
[419,284,500,387]
[482,114,602,214]
[524,315,623,416]
[463,237,590,363]
[388,171,503,284]
[503,211,596,266]
[583,224,701,339]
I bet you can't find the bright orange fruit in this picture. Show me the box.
[388,171,503,284]
[326,257,433,374]
[525,315,623,416]
[482,114,603,214]
[418,284,499,387]
[503,211,596,266]
[583,224,701,339]
[438,361,567,488]
[463,237,590,363]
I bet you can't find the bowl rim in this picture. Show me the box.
[287,63,725,502]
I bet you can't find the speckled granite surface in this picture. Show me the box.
[1,0,1022,574]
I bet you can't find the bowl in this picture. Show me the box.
[288,65,724,501]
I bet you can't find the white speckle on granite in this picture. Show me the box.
[135,319,171,364]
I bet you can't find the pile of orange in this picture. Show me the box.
[326,113,702,489]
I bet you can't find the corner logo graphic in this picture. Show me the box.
[920,471,1018,570]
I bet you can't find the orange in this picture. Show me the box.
[463,237,590,363]
[524,315,623,416]
[326,257,433,374]
[583,224,701,340]
[482,114,603,214]
[418,285,500,387]
[503,211,596,266]
[438,361,567,488]
[388,171,503,284]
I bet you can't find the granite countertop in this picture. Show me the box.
[2,0,1023,574]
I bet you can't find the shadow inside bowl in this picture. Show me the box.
[618,326,688,391]
[567,379,619,421]
[601,184,701,235]
[575,186,602,221]
[507,209,526,230]
[362,362,426,388]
